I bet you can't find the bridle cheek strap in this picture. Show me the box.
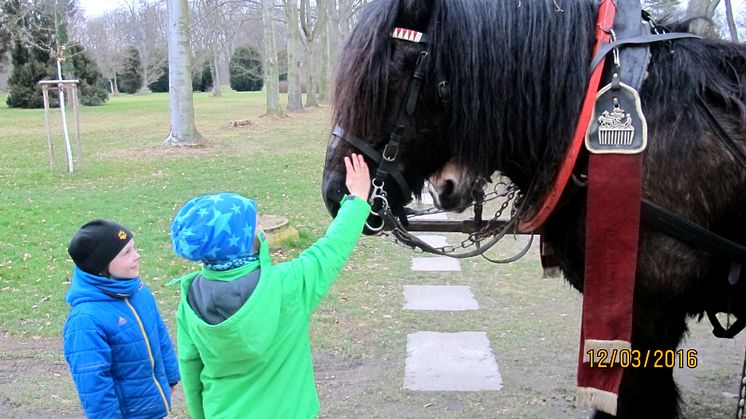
[332,126,412,202]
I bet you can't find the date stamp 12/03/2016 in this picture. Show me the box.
[586,348,699,369]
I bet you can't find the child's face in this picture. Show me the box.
[108,240,140,279]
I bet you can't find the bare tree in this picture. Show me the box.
[336,0,370,38]
[77,14,121,93]
[723,0,739,41]
[285,0,302,110]
[164,0,204,144]
[121,0,168,92]
[299,0,325,106]
[191,0,240,97]
[297,0,367,105]
[326,0,340,86]
[686,0,721,36]
[6,0,84,171]
[261,0,282,115]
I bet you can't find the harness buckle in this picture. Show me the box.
[383,144,399,162]
[438,80,451,104]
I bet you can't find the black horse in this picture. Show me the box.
[321,0,746,417]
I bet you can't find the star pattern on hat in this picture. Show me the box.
[205,246,223,260]
[206,208,233,236]
[176,237,201,259]
[171,192,258,265]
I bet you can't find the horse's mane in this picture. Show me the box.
[643,28,746,158]
[333,0,597,191]
[333,0,746,201]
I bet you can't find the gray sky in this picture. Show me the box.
[77,0,121,17]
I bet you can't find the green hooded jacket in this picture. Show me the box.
[176,196,370,419]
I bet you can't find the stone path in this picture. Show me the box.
[403,195,503,391]
[403,285,479,311]
[404,331,502,391]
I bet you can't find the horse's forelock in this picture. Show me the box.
[332,0,398,143]
[396,0,434,31]
[430,0,596,189]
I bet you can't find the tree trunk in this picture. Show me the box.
[328,0,340,84]
[686,0,721,37]
[724,0,739,42]
[140,54,149,92]
[211,53,222,97]
[262,0,282,115]
[305,70,318,107]
[164,0,204,145]
[317,0,330,101]
[304,38,319,107]
[286,0,303,111]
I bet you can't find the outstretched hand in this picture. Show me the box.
[344,153,371,199]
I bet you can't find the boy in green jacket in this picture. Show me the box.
[170,153,371,419]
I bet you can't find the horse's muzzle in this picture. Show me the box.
[321,168,346,219]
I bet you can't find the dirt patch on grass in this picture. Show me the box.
[96,141,219,161]
[0,334,80,418]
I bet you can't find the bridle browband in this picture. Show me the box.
[332,25,450,231]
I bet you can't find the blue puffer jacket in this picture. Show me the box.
[63,266,180,418]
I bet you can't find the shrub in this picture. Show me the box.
[148,61,169,93]
[117,46,142,94]
[229,45,263,92]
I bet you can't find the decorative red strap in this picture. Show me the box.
[517,0,617,233]
[578,153,642,415]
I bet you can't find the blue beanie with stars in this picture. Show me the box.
[171,192,258,270]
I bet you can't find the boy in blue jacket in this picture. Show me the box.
[63,219,180,418]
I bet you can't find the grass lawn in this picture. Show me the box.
[0,89,743,419]
[0,89,333,338]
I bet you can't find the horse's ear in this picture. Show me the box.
[396,0,434,32]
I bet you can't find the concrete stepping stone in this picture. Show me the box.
[405,331,502,391]
[415,234,449,248]
[411,256,461,272]
[403,285,479,311]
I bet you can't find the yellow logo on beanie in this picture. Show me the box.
[118,230,127,240]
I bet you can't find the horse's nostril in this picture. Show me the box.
[443,180,455,197]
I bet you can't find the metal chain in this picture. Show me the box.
[382,181,533,262]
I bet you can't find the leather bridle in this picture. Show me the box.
[331,25,450,231]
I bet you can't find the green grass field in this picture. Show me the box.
[0,89,338,338]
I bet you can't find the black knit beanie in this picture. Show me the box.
[68,219,133,276]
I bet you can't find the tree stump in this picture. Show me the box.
[258,215,299,246]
